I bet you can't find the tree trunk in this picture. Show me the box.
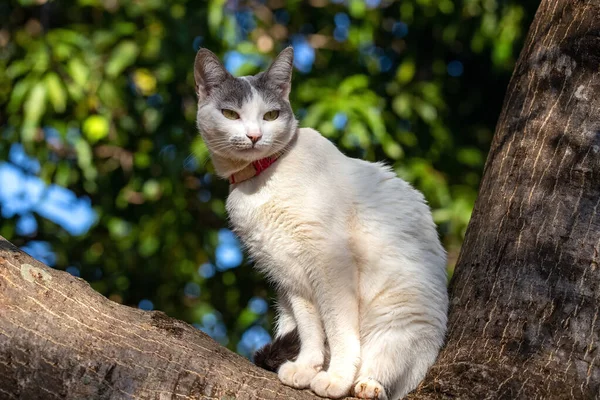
[411,0,600,398]
[1,0,599,399]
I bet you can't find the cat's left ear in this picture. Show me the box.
[263,47,294,98]
[194,48,230,101]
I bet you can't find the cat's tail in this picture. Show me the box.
[253,329,301,372]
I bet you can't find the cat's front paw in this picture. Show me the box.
[278,360,322,389]
[354,377,388,400]
[310,370,353,398]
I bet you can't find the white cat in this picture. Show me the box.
[194,47,448,400]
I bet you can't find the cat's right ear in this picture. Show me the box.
[194,49,229,101]
[263,47,294,98]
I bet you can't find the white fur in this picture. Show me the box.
[195,48,447,399]
[222,128,448,399]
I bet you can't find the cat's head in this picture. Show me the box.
[194,47,297,167]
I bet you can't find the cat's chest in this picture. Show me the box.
[227,188,307,247]
[226,185,316,289]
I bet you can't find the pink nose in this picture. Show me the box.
[246,133,262,144]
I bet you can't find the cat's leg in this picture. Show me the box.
[352,330,399,400]
[278,294,326,389]
[354,325,442,399]
[309,243,361,399]
[273,295,296,338]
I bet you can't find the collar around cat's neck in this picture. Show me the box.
[228,153,282,184]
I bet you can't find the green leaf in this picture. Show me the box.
[8,78,33,113]
[143,180,161,201]
[98,81,121,108]
[415,101,438,123]
[348,0,366,18]
[339,75,369,96]
[55,162,71,187]
[6,60,30,79]
[83,115,110,143]
[359,107,386,139]
[22,82,47,141]
[396,59,416,84]
[108,218,132,239]
[134,153,151,168]
[74,138,97,181]
[139,236,159,257]
[47,28,89,48]
[237,309,257,331]
[342,121,370,149]
[302,103,328,128]
[45,72,67,113]
[457,147,484,167]
[392,94,412,118]
[106,40,139,78]
[381,135,403,160]
[115,22,137,36]
[67,58,89,87]
[208,0,226,34]
[319,120,336,137]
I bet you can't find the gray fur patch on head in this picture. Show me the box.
[194,47,294,107]
[207,77,253,109]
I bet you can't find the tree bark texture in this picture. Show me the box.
[0,238,325,400]
[411,0,600,399]
[1,0,600,399]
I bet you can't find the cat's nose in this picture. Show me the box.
[246,132,262,144]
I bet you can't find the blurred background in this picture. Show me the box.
[0,0,539,358]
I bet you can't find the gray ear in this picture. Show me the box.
[262,47,294,98]
[194,48,230,100]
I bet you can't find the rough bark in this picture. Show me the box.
[411,0,600,398]
[1,0,599,399]
[0,237,325,400]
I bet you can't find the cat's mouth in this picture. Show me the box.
[230,144,272,160]
[234,142,264,151]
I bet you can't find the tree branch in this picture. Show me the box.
[0,236,326,399]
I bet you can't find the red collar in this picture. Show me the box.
[229,155,281,184]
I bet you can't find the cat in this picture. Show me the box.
[194,47,448,400]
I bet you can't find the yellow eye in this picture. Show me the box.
[263,110,280,121]
[222,109,240,120]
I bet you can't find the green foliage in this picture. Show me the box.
[0,0,539,353]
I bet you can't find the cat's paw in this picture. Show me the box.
[310,370,353,398]
[278,360,322,389]
[354,377,388,400]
